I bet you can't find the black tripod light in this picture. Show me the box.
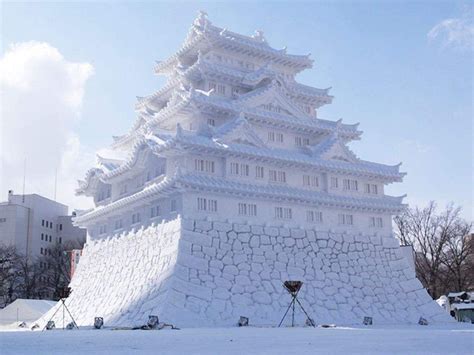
[42,287,78,331]
[278,281,315,327]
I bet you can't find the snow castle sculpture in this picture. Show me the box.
[50,12,451,327]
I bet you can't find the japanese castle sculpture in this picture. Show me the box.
[45,12,451,327]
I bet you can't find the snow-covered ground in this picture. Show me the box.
[1,325,473,354]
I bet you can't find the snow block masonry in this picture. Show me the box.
[39,217,452,328]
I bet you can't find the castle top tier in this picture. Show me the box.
[154,11,313,76]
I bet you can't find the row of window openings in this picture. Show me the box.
[331,178,379,195]
[40,248,51,256]
[41,219,56,229]
[100,200,178,235]
[268,132,311,147]
[39,262,52,269]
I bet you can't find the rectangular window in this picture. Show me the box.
[269,170,286,183]
[40,247,43,255]
[49,235,52,242]
[370,217,383,228]
[151,205,161,218]
[217,84,226,95]
[343,179,358,191]
[132,213,141,224]
[114,219,123,230]
[170,199,177,212]
[0,218,6,223]
[255,166,264,179]
[275,207,292,220]
[59,237,62,244]
[295,136,302,147]
[195,159,215,173]
[230,162,239,175]
[268,132,275,142]
[331,177,338,189]
[207,118,215,126]
[41,233,44,241]
[365,183,371,194]
[42,219,44,227]
[372,184,378,194]
[306,210,323,223]
[240,164,249,177]
[276,133,284,143]
[338,214,354,226]
[59,224,62,231]
[238,203,257,216]
[197,197,217,212]
[303,175,319,188]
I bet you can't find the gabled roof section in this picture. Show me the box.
[154,11,313,75]
[309,127,359,163]
[214,113,267,148]
[236,80,308,117]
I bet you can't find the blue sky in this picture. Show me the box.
[1,1,472,219]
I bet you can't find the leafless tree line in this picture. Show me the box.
[0,241,81,308]
[394,202,473,299]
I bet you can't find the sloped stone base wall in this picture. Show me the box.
[39,217,451,328]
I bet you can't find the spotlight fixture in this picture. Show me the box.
[278,281,315,327]
[46,321,55,330]
[147,315,159,329]
[418,317,428,326]
[66,322,75,330]
[238,316,249,327]
[94,317,104,329]
[363,317,373,325]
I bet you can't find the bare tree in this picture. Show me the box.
[0,245,21,308]
[394,202,473,298]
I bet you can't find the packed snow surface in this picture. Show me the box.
[0,299,57,326]
[1,325,473,354]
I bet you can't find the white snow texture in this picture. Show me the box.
[40,217,452,328]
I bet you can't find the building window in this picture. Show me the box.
[276,133,284,143]
[99,225,107,234]
[238,203,257,216]
[40,247,43,255]
[365,184,378,195]
[207,118,215,126]
[343,179,358,191]
[151,205,161,218]
[114,219,123,230]
[195,159,215,173]
[197,197,217,212]
[50,222,53,229]
[268,132,275,142]
[49,235,52,242]
[295,137,309,147]
[303,175,319,188]
[255,166,264,179]
[275,207,292,220]
[240,164,249,177]
[41,233,44,241]
[370,217,383,228]
[331,177,339,189]
[59,224,63,231]
[217,84,226,95]
[120,184,128,195]
[338,214,354,226]
[131,213,141,224]
[0,218,6,223]
[306,210,323,223]
[42,219,45,227]
[170,199,177,212]
[59,237,62,244]
[269,170,286,183]
[230,162,239,175]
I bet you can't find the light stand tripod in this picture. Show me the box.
[278,281,315,327]
[42,287,78,331]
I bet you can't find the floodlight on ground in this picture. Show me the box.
[278,281,315,328]
[46,321,55,330]
[147,315,159,329]
[363,317,373,325]
[94,317,104,329]
[238,316,249,327]
[66,322,75,330]
[418,317,428,326]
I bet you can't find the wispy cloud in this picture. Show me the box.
[0,41,95,210]
[428,8,474,51]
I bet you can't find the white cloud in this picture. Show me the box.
[0,41,95,210]
[428,10,474,51]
